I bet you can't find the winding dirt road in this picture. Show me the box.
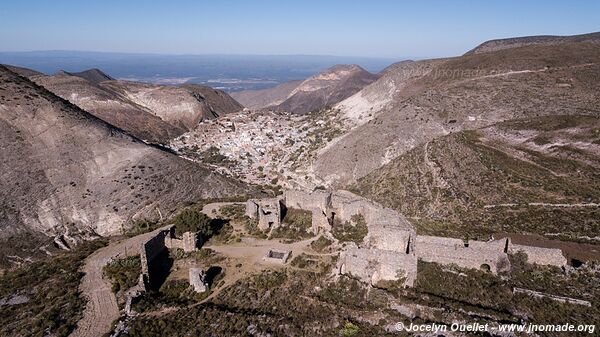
[70,203,240,337]
[70,226,170,337]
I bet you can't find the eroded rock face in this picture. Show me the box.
[27,70,243,143]
[0,65,250,257]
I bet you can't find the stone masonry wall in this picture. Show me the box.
[510,244,567,267]
[415,236,511,274]
[140,227,170,285]
[338,247,418,288]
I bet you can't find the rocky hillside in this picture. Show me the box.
[26,69,242,143]
[466,31,600,54]
[313,40,600,186]
[0,65,250,266]
[353,115,600,242]
[64,68,114,83]
[232,65,378,114]
[231,80,302,109]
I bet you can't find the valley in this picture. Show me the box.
[1,30,600,337]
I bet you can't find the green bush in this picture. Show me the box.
[173,208,213,237]
[270,207,313,241]
[332,214,368,244]
[310,235,333,252]
[103,255,141,293]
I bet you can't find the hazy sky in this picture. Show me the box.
[1,0,599,58]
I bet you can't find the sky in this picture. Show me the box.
[1,0,599,58]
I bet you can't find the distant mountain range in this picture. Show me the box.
[0,51,399,91]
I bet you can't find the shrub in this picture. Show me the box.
[310,236,333,252]
[103,255,141,293]
[331,214,368,244]
[173,208,213,237]
[270,207,313,241]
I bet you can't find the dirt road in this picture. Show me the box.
[70,226,169,337]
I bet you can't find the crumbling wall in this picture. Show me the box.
[366,230,414,253]
[189,268,208,292]
[510,244,567,267]
[245,200,259,218]
[165,229,199,252]
[311,208,330,233]
[140,227,170,285]
[338,247,417,288]
[415,236,511,274]
[284,190,331,211]
[246,198,283,231]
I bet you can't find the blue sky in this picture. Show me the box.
[1,0,599,58]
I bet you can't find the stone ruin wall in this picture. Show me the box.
[189,268,208,293]
[245,198,282,231]
[415,236,511,274]
[510,244,567,267]
[140,227,170,286]
[165,228,198,253]
[339,247,418,288]
[246,189,570,289]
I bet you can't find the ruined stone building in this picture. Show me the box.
[247,189,569,288]
[189,268,209,293]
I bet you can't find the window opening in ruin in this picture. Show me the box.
[503,238,509,253]
[480,264,491,272]
[570,258,583,268]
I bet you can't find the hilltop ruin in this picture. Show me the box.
[246,190,568,288]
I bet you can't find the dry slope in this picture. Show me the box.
[314,41,600,186]
[28,70,242,143]
[0,65,250,265]
[353,115,600,241]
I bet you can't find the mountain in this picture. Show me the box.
[312,39,600,186]
[2,64,44,77]
[24,69,243,143]
[465,31,600,54]
[231,65,379,114]
[0,65,250,266]
[231,80,302,109]
[181,84,244,118]
[353,115,600,241]
[65,68,114,83]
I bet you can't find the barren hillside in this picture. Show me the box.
[231,80,302,109]
[231,65,378,114]
[0,65,250,266]
[28,70,243,143]
[314,41,600,186]
[466,31,600,54]
[353,115,600,241]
